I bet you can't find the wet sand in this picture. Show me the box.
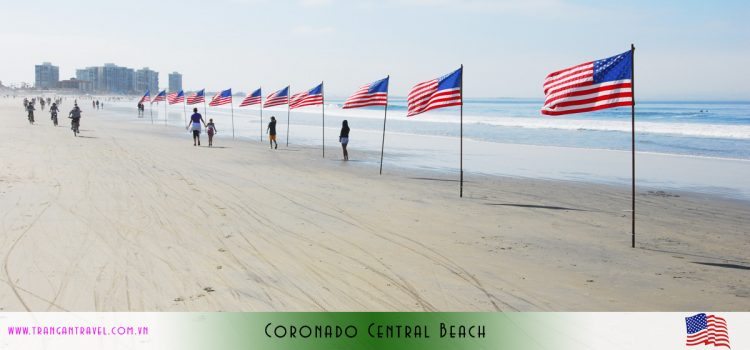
[0,98,748,311]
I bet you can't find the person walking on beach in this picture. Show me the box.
[339,120,350,161]
[266,116,278,149]
[206,119,218,147]
[186,107,206,146]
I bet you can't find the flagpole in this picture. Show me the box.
[164,96,168,126]
[231,93,235,139]
[631,43,636,248]
[286,86,290,147]
[460,64,464,198]
[379,75,389,175]
[260,87,263,142]
[183,94,187,126]
[150,102,153,124]
[322,81,325,158]
[203,92,207,122]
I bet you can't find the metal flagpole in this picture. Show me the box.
[460,64,464,198]
[631,44,636,248]
[183,95,187,126]
[231,93,235,139]
[286,86,290,147]
[322,81,325,158]
[379,75,390,175]
[150,102,153,124]
[203,95,207,122]
[164,97,168,126]
[260,87,263,142]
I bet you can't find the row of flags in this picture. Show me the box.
[136,49,633,118]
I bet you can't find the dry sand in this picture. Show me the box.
[0,98,748,311]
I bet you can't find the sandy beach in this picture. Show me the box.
[0,98,748,312]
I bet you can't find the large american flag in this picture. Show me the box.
[187,89,205,105]
[407,67,462,117]
[264,86,290,108]
[290,83,323,109]
[542,50,633,116]
[686,313,730,348]
[167,90,184,105]
[342,77,388,109]
[152,90,167,103]
[139,90,150,104]
[240,88,262,107]
[209,89,232,106]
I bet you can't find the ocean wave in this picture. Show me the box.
[305,105,750,140]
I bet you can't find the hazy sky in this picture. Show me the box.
[2,0,748,99]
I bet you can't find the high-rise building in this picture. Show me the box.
[76,67,99,92]
[98,63,134,94]
[75,67,98,93]
[35,62,60,89]
[76,64,133,94]
[135,67,159,94]
[168,72,182,92]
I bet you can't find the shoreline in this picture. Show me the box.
[119,103,750,202]
[1,98,748,311]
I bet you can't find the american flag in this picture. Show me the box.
[542,50,633,116]
[407,67,462,117]
[139,90,150,104]
[187,89,205,105]
[342,77,389,109]
[167,90,185,105]
[290,83,323,109]
[686,313,731,348]
[152,90,166,103]
[240,88,262,107]
[264,86,290,108]
[209,89,232,106]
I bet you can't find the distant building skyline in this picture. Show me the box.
[168,72,182,93]
[75,64,134,94]
[35,62,59,90]
[8,1,749,99]
[134,67,159,95]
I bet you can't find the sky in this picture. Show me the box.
[1,0,748,99]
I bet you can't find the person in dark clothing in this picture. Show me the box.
[26,102,35,124]
[266,116,278,149]
[186,108,206,146]
[339,120,350,161]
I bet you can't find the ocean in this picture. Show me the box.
[263,98,750,160]
[120,98,750,199]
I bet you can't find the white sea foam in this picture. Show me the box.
[272,104,750,140]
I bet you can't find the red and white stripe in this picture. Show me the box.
[186,92,204,105]
[407,79,461,117]
[139,95,150,104]
[687,315,731,348]
[239,94,261,107]
[342,84,387,109]
[542,61,632,116]
[209,93,232,107]
[289,92,323,109]
[264,92,288,108]
[152,94,166,103]
[167,92,184,105]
